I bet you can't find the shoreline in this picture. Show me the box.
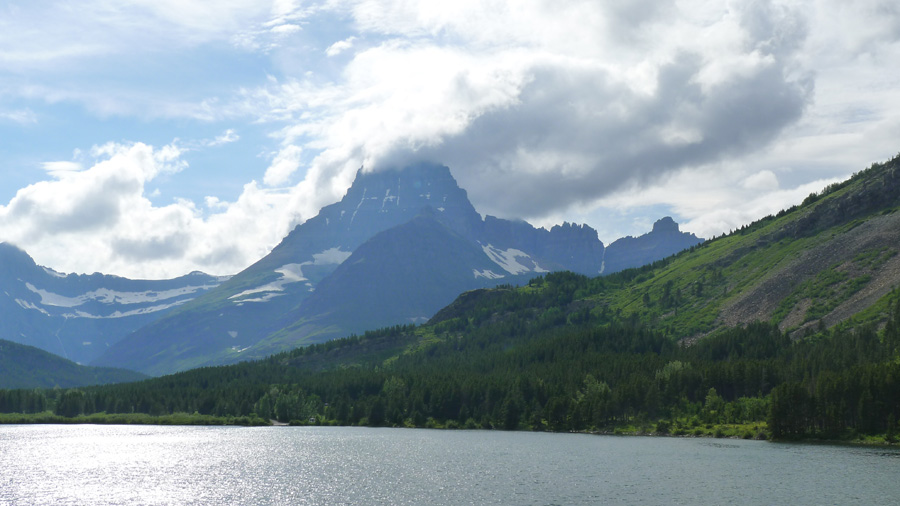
[3,411,898,447]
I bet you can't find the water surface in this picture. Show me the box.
[1,425,898,505]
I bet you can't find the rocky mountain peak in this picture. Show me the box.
[270,162,483,263]
[338,162,480,230]
[652,216,680,233]
[0,241,37,266]
[603,217,703,274]
[0,242,44,281]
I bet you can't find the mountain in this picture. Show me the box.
[602,217,703,274]
[252,211,609,356]
[245,212,543,358]
[94,163,606,375]
[32,153,900,442]
[0,338,146,389]
[0,243,224,364]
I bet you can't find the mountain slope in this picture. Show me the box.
[181,162,486,311]
[0,338,146,389]
[0,243,223,364]
[246,213,538,358]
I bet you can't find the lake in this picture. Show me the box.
[1,425,898,505]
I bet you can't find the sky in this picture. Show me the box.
[1,0,899,279]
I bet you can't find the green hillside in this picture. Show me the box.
[594,157,900,339]
[4,154,900,442]
[0,339,146,389]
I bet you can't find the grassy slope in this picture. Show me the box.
[582,159,900,340]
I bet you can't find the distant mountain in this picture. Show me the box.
[602,217,703,274]
[0,243,224,364]
[0,338,146,389]
[94,163,607,375]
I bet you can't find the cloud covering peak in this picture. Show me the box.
[1,0,898,277]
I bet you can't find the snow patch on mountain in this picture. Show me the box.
[15,298,50,315]
[350,188,367,225]
[230,249,352,304]
[382,189,398,209]
[473,269,505,280]
[312,248,352,265]
[25,283,220,309]
[481,245,549,275]
[276,263,306,281]
[42,267,66,278]
[229,263,307,302]
[60,300,190,319]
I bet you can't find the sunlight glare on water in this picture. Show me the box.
[1,425,900,505]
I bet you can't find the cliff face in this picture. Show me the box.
[541,223,606,275]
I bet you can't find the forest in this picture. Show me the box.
[3,271,900,442]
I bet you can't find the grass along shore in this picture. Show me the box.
[0,411,268,426]
[5,411,900,446]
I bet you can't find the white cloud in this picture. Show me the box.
[207,129,241,147]
[0,108,38,124]
[3,0,900,278]
[271,24,301,35]
[0,2,272,71]
[239,0,818,231]
[264,145,304,186]
[244,0,900,245]
[326,37,356,56]
[0,1,315,124]
[584,160,845,242]
[231,0,314,52]
[0,142,297,279]
[743,170,780,191]
[40,161,84,178]
[681,177,845,239]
